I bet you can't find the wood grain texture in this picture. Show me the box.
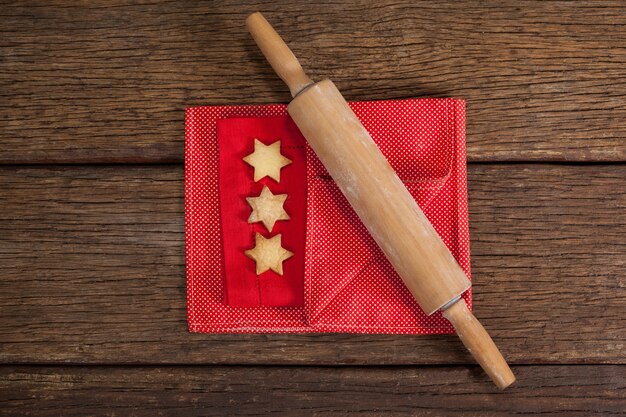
[1,1,625,163]
[0,164,623,365]
[1,365,624,416]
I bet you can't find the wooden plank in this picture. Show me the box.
[1,1,625,163]
[1,365,624,416]
[0,165,623,365]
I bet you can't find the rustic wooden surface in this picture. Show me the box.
[2,366,625,416]
[1,1,625,415]
[0,164,624,366]
[1,1,625,163]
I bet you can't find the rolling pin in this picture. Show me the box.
[246,12,515,389]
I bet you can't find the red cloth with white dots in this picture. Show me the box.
[185,98,471,334]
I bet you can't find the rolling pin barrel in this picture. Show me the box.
[246,12,515,389]
[288,79,471,314]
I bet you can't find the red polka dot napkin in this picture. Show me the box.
[185,98,471,334]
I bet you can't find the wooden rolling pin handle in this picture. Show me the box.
[246,12,314,97]
[443,299,516,389]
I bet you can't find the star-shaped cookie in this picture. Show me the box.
[243,139,292,182]
[245,233,294,275]
[246,185,290,232]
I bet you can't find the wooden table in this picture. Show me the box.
[1,1,624,415]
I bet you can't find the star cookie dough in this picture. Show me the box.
[245,233,294,275]
[246,185,290,232]
[243,139,292,182]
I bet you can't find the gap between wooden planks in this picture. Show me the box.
[0,164,623,365]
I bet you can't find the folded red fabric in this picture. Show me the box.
[218,116,307,307]
[185,98,471,334]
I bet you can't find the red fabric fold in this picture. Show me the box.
[217,117,307,307]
